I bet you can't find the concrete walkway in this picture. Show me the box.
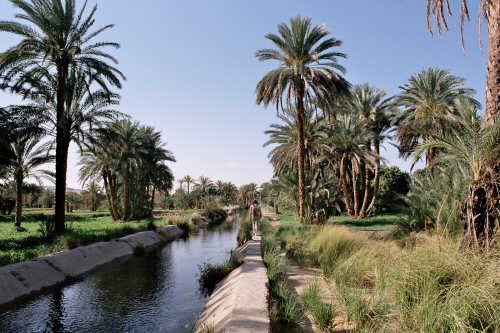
[195,237,269,333]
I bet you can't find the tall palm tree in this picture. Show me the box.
[196,176,213,195]
[416,98,499,250]
[8,134,53,227]
[103,120,142,221]
[80,139,121,221]
[256,16,350,220]
[138,126,175,212]
[425,0,499,125]
[327,113,372,217]
[347,84,396,216]
[183,175,195,194]
[0,0,125,233]
[177,179,185,192]
[394,68,478,173]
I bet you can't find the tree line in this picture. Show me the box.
[256,15,499,250]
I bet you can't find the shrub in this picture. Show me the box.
[198,251,242,296]
[202,208,228,226]
[175,221,191,237]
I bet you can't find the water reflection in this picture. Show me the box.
[0,216,241,333]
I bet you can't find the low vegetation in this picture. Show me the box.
[197,251,242,296]
[0,214,169,266]
[270,223,500,332]
[262,220,304,330]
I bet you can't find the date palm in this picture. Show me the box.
[8,134,53,227]
[0,0,125,233]
[256,16,350,220]
[394,68,478,173]
[183,175,195,194]
[264,110,326,177]
[347,84,396,216]
[426,0,500,125]
[327,113,372,217]
[416,98,499,250]
[103,120,143,221]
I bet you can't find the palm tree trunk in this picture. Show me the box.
[150,185,156,211]
[352,164,360,217]
[295,82,306,221]
[367,139,381,213]
[485,3,500,125]
[110,174,121,220]
[54,61,69,234]
[123,169,131,221]
[102,171,118,221]
[427,147,434,174]
[340,154,354,216]
[359,143,371,218]
[14,171,23,227]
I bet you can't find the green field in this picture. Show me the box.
[0,214,172,267]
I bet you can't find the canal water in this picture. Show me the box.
[0,217,242,333]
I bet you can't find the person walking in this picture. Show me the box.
[250,199,262,237]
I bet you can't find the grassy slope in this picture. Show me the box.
[0,214,170,267]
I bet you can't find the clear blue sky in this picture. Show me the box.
[0,1,488,188]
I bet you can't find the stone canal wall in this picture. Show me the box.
[0,225,183,308]
[195,237,270,333]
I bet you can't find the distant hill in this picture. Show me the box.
[44,186,82,194]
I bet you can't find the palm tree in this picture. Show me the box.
[425,0,499,125]
[104,120,142,221]
[327,113,372,217]
[138,126,175,212]
[394,68,478,173]
[177,179,185,192]
[0,0,125,233]
[347,84,396,216]
[264,110,327,177]
[415,98,499,250]
[8,134,53,227]
[256,16,350,220]
[196,176,213,195]
[183,175,195,194]
[80,138,121,221]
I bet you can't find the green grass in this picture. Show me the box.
[277,210,404,235]
[0,215,171,267]
[197,251,242,296]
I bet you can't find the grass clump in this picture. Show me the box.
[198,251,242,296]
[261,219,304,330]
[308,226,500,332]
[237,221,252,245]
[301,282,335,330]
[310,227,366,276]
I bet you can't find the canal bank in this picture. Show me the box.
[195,235,270,333]
[0,212,245,332]
[0,225,183,308]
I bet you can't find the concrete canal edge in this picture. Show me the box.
[0,225,183,308]
[195,236,270,333]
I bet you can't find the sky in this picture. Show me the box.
[0,1,488,189]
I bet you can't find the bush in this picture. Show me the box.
[198,251,242,296]
[175,220,191,237]
[202,208,228,226]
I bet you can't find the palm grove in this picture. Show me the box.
[0,1,175,230]
[257,14,498,250]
